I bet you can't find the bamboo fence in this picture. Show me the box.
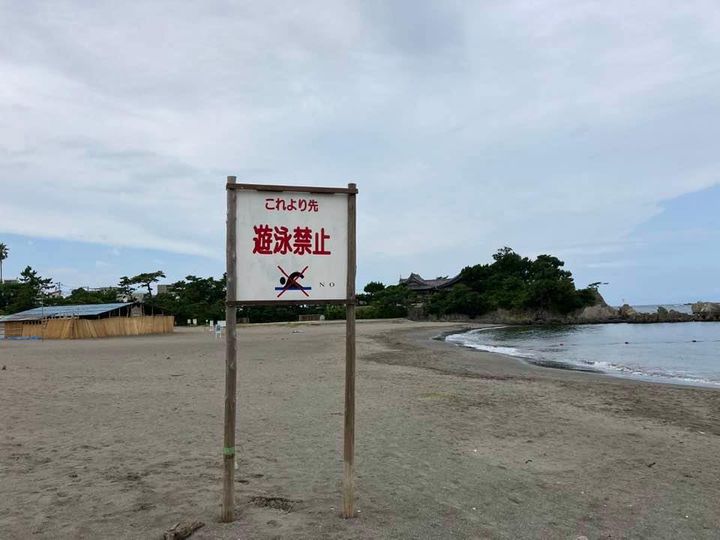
[4,316,174,340]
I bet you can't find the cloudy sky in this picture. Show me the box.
[1,0,720,305]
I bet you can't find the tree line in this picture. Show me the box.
[0,244,599,321]
[0,265,169,316]
[426,247,598,317]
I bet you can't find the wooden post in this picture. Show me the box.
[222,175,238,522]
[343,182,357,518]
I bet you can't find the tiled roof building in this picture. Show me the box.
[399,273,461,293]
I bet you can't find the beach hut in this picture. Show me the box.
[0,302,174,340]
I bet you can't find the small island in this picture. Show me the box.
[356,247,720,325]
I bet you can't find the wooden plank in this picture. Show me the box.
[74,320,83,339]
[343,182,357,519]
[222,176,239,522]
[87,320,98,339]
[227,182,359,195]
[61,320,72,339]
[5,322,23,338]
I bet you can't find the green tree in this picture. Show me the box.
[1,266,55,313]
[358,281,386,304]
[363,281,386,296]
[118,271,166,299]
[427,284,487,317]
[0,282,20,315]
[65,287,121,304]
[427,248,598,318]
[0,243,8,284]
[117,276,135,299]
[150,275,226,324]
[368,284,412,318]
[133,271,166,298]
[522,254,577,311]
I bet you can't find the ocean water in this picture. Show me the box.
[446,322,720,388]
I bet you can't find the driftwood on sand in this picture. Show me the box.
[163,521,204,540]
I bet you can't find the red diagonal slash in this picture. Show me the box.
[277,265,310,298]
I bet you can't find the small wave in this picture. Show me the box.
[445,333,529,358]
[445,333,720,387]
[469,326,512,333]
[582,361,720,387]
[526,358,602,373]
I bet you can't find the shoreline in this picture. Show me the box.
[440,324,720,391]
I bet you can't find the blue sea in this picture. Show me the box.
[446,308,720,388]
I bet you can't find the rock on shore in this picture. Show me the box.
[622,305,695,323]
[692,302,720,321]
[422,296,720,325]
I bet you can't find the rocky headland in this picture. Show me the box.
[417,298,720,325]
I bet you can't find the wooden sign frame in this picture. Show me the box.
[222,177,358,522]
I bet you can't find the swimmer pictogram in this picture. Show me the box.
[275,265,311,298]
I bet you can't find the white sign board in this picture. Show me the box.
[235,189,348,302]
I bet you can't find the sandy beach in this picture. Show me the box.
[1,320,718,539]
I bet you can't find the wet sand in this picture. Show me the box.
[1,320,719,539]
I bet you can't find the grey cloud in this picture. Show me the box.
[0,0,719,298]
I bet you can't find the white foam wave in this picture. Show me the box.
[445,332,720,387]
[445,333,530,358]
[580,361,720,387]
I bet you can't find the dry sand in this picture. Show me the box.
[1,320,719,539]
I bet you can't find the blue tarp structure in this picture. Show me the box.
[0,303,133,323]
